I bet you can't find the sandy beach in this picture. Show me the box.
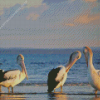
[0,84,100,100]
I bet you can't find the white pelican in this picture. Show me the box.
[83,46,100,95]
[47,51,81,92]
[0,54,28,93]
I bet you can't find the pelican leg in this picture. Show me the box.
[0,86,1,92]
[8,87,10,93]
[12,87,14,93]
[95,90,98,95]
[61,86,63,92]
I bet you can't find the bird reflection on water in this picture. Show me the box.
[0,93,26,100]
[48,92,68,100]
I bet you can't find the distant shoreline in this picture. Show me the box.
[0,47,100,54]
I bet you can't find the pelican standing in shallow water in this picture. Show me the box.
[83,46,100,95]
[0,54,28,93]
[47,51,81,92]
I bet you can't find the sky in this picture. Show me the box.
[0,0,100,49]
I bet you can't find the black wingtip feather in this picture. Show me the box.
[47,68,61,92]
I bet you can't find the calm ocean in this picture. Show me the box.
[0,48,100,85]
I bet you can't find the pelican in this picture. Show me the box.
[0,54,28,93]
[83,46,100,95]
[47,51,81,92]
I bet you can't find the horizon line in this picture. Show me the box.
[0,46,100,49]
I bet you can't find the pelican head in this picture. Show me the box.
[69,51,81,62]
[83,46,93,56]
[17,54,28,80]
[83,46,93,67]
[66,51,81,72]
[17,54,24,64]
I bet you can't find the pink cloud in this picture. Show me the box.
[74,13,100,24]
[83,0,97,2]
[62,12,100,27]
[63,23,75,27]
[26,13,39,21]
[62,0,99,27]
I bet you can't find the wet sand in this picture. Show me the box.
[0,84,100,100]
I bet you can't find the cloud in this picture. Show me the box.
[26,13,39,20]
[43,0,67,5]
[83,0,97,2]
[63,13,100,27]
[62,2,100,27]
[63,23,75,27]
[74,13,100,24]
[62,12,100,28]
[0,0,46,16]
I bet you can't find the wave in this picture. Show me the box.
[30,61,65,65]
[17,83,89,86]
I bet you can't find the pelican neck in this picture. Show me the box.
[88,52,94,70]
[19,61,25,73]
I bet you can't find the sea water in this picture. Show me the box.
[0,48,100,85]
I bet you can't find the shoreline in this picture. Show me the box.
[0,85,100,100]
[14,83,91,86]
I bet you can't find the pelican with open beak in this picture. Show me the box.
[47,51,81,92]
[0,54,28,93]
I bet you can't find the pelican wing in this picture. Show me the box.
[55,66,66,82]
[3,70,20,80]
[47,66,65,92]
[47,68,60,92]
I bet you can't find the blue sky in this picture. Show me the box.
[0,0,100,48]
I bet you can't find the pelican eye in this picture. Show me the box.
[84,48,88,53]
[20,57,24,61]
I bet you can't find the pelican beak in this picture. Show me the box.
[66,58,77,72]
[84,54,88,67]
[21,61,28,80]
[83,48,88,67]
